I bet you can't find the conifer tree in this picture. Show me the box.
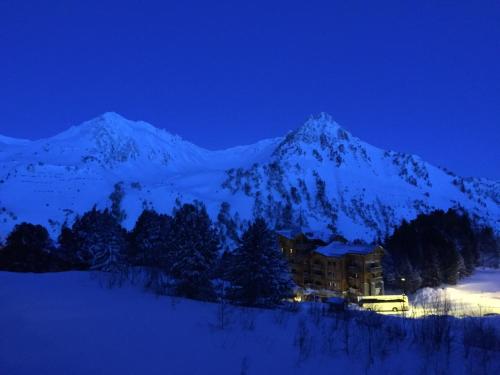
[58,224,87,269]
[0,223,56,272]
[227,218,294,307]
[421,252,442,287]
[397,258,422,292]
[440,245,460,285]
[216,202,239,252]
[477,227,500,267]
[128,209,173,292]
[169,202,219,300]
[128,209,172,267]
[64,207,127,271]
[384,209,491,290]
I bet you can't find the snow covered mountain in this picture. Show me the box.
[0,112,498,242]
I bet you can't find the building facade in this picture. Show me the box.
[278,230,384,301]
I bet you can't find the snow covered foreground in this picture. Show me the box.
[1,272,500,375]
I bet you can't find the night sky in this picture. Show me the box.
[1,1,499,179]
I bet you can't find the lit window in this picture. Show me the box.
[290,248,294,254]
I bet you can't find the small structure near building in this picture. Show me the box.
[278,229,384,302]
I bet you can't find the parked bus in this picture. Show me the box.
[357,295,409,312]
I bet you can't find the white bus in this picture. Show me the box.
[357,295,409,312]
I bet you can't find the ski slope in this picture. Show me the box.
[412,268,500,316]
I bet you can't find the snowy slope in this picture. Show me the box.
[412,268,500,316]
[0,112,498,241]
[1,271,499,374]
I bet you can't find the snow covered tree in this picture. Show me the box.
[169,202,220,300]
[63,207,127,271]
[227,218,294,307]
[128,209,174,293]
[128,209,173,267]
[58,223,88,269]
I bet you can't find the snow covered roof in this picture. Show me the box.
[276,227,329,241]
[315,242,377,257]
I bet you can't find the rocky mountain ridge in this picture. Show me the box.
[0,112,498,243]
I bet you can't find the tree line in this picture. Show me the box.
[0,201,294,307]
[383,209,499,292]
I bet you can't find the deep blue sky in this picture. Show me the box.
[1,1,499,179]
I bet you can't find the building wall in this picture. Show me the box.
[279,235,384,300]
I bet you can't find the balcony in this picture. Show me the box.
[348,265,360,273]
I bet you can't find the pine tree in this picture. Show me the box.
[440,244,460,285]
[397,258,422,292]
[216,202,239,252]
[381,250,397,287]
[128,209,172,267]
[0,223,56,272]
[385,209,486,289]
[457,252,468,279]
[477,227,500,267]
[58,224,87,269]
[128,209,174,292]
[227,218,294,307]
[66,207,127,271]
[421,252,442,287]
[169,202,220,300]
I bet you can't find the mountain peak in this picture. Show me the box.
[93,111,131,127]
[276,113,352,150]
[52,112,180,144]
[80,112,154,133]
[305,112,339,127]
[294,113,351,141]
